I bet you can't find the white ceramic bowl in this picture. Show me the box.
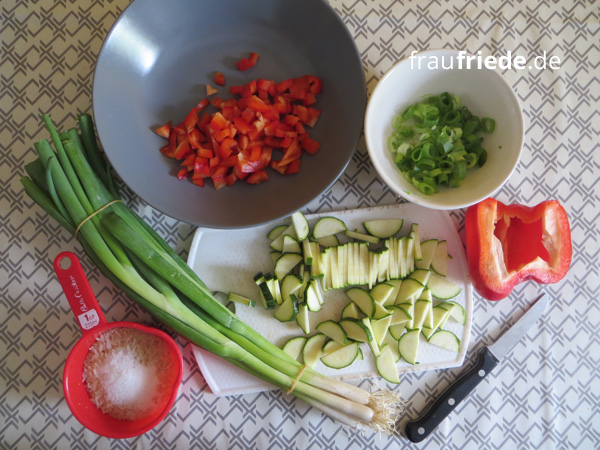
[364,49,523,210]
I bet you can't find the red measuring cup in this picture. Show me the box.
[54,251,184,439]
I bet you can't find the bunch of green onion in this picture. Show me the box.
[389,92,495,195]
[21,114,402,433]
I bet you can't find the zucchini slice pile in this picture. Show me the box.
[230,211,466,383]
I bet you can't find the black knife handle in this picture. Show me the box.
[405,347,500,443]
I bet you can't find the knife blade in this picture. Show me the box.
[405,293,548,443]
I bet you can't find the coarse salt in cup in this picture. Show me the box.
[54,251,184,439]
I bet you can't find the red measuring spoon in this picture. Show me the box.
[54,251,183,439]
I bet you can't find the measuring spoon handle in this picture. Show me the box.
[53,251,107,335]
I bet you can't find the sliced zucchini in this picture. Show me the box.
[428,330,461,352]
[227,292,256,307]
[363,219,404,239]
[337,244,347,287]
[346,242,357,286]
[255,275,277,310]
[432,304,453,330]
[438,300,467,325]
[313,216,347,239]
[316,320,348,345]
[291,211,310,241]
[397,300,415,317]
[358,243,369,286]
[304,279,323,312]
[383,279,402,306]
[346,287,376,317]
[265,273,282,304]
[397,237,407,279]
[310,247,323,278]
[281,336,307,362]
[370,282,396,306]
[427,273,462,299]
[296,303,310,334]
[412,299,432,329]
[274,253,303,280]
[267,224,288,241]
[418,287,433,302]
[280,274,304,300]
[372,301,392,320]
[270,224,296,252]
[387,305,412,325]
[388,322,407,340]
[421,326,436,340]
[322,339,344,355]
[316,234,340,248]
[415,239,438,270]
[302,239,314,266]
[328,246,341,289]
[270,251,282,264]
[274,294,299,322]
[411,223,422,261]
[282,235,302,254]
[376,344,401,384]
[398,329,420,365]
[320,342,359,369]
[394,278,425,304]
[320,248,331,290]
[362,318,380,357]
[345,229,380,244]
[356,346,364,361]
[369,250,380,288]
[341,301,361,320]
[383,332,401,362]
[302,333,327,368]
[430,240,449,276]
[404,236,415,275]
[339,318,373,342]
[408,268,431,286]
[371,315,393,347]
[386,238,399,280]
[253,271,264,283]
[422,297,434,329]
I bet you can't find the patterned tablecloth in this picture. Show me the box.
[1,0,598,449]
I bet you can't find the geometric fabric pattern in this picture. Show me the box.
[1,0,598,448]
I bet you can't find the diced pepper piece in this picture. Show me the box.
[236,51,259,71]
[176,168,189,181]
[246,169,269,184]
[153,121,171,138]
[214,71,225,86]
[300,134,320,154]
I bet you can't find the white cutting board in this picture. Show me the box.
[187,203,472,396]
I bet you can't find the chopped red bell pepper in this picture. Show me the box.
[214,71,226,86]
[465,198,572,301]
[176,168,189,181]
[155,71,323,189]
[153,121,171,138]
[246,169,269,184]
[236,52,260,71]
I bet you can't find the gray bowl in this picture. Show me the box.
[93,0,366,228]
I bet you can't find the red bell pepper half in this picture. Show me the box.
[465,198,572,301]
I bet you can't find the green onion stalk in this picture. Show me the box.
[21,114,403,434]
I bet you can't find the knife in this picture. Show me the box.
[405,293,548,443]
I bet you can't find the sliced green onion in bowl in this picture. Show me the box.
[388,92,495,195]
